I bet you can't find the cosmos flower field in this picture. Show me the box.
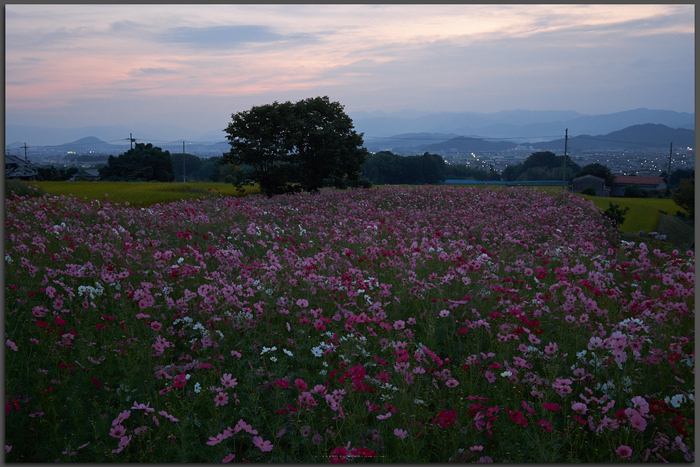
[4,185,695,462]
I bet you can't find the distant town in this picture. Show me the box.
[5,139,694,179]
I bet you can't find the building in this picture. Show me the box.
[571,174,610,197]
[5,154,38,180]
[69,169,100,181]
[611,175,668,197]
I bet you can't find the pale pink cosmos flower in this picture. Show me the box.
[131,401,155,413]
[253,436,273,452]
[6,340,18,351]
[484,371,496,383]
[470,446,484,451]
[631,396,649,414]
[544,342,558,355]
[109,425,127,438]
[629,413,647,431]
[394,428,408,439]
[446,379,459,388]
[118,435,132,449]
[112,410,131,426]
[222,453,235,463]
[571,402,587,414]
[296,299,309,308]
[221,374,237,388]
[207,433,224,446]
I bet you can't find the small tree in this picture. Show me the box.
[603,202,630,228]
[222,97,368,196]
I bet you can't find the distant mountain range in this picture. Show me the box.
[5,107,694,155]
[373,124,694,155]
[355,107,694,148]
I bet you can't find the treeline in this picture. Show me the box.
[361,151,501,185]
[36,166,80,181]
[94,143,236,183]
[501,151,581,182]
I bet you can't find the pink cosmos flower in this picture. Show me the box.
[294,378,308,390]
[537,420,553,432]
[394,428,408,439]
[222,453,235,463]
[214,392,229,407]
[173,374,187,388]
[616,445,632,458]
[571,402,587,414]
[112,410,131,426]
[542,402,561,411]
[253,436,273,452]
[296,299,309,307]
[150,321,162,331]
[6,340,18,351]
[207,433,224,446]
[544,342,558,355]
[109,425,127,438]
[629,413,647,431]
[221,374,237,388]
[118,435,132,449]
[484,371,496,383]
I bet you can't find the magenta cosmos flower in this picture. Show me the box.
[616,445,632,458]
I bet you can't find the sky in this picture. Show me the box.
[5,4,695,136]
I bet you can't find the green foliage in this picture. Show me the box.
[98,143,175,182]
[672,178,695,218]
[5,179,47,198]
[623,184,649,198]
[669,168,695,188]
[442,164,501,181]
[222,96,368,196]
[290,96,369,192]
[502,151,581,182]
[581,187,596,196]
[602,202,630,228]
[36,166,79,181]
[577,163,615,187]
[171,153,203,181]
[362,151,446,185]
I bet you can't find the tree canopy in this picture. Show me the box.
[221,97,368,196]
[362,151,447,185]
[502,151,581,182]
[98,143,174,182]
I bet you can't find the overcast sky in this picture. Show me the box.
[5,4,695,134]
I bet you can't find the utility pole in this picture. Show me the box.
[20,142,30,162]
[183,141,186,182]
[126,133,136,150]
[667,142,673,184]
[561,129,568,190]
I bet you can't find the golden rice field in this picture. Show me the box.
[574,194,690,234]
[31,181,260,206]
